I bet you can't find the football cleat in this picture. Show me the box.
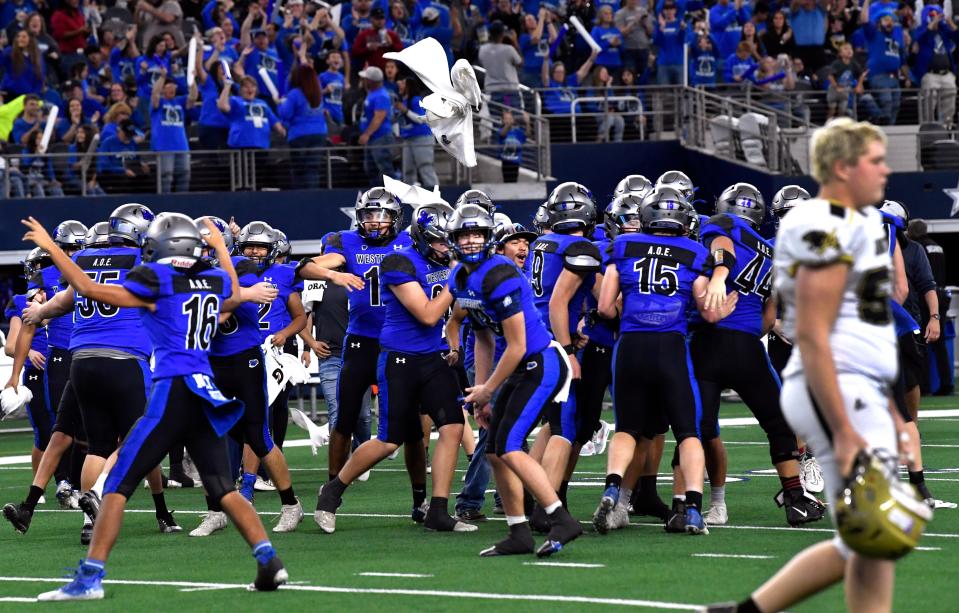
[80,520,94,546]
[704,502,728,526]
[37,563,105,601]
[158,512,182,533]
[254,477,276,492]
[249,556,288,592]
[424,511,478,532]
[78,491,101,524]
[629,489,671,521]
[273,500,304,533]
[665,501,687,533]
[684,507,709,535]
[356,469,371,482]
[592,486,619,535]
[168,467,195,489]
[182,453,201,483]
[455,508,487,522]
[702,602,738,612]
[591,420,613,455]
[189,511,228,537]
[606,502,631,531]
[578,440,597,457]
[239,474,256,503]
[314,483,342,534]
[529,504,550,534]
[56,481,80,510]
[411,500,429,524]
[3,502,32,534]
[778,488,826,527]
[480,524,535,557]
[535,507,582,557]
[799,453,825,494]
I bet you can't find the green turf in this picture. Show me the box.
[0,397,956,611]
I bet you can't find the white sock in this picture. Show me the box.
[710,486,725,505]
[82,514,92,526]
[619,488,633,505]
[506,515,526,526]
[92,473,108,498]
[544,500,562,514]
[673,494,686,502]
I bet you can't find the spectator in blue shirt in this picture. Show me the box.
[65,125,106,195]
[498,108,527,182]
[725,40,760,82]
[860,0,909,124]
[914,5,959,127]
[519,9,556,88]
[217,74,286,148]
[97,119,151,193]
[342,0,375,46]
[540,50,598,114]
[357,65,397,180]
[710,0,751,74]
[54,97,96,145]
[0,0,38,30]
[389,0,416,48]
[690,34,720,86]
[309,7,351,79]
[110,25,142,87]
[10,94,41,146]
[592,6,624,73]
[789,0,828,72]
[243,28,286,105]
[136,35,172,120]
[395,77,437,190]
[653,3,687,85]
[202,0,238,31]
[1,30,45,97]
[415,6,454,67]
[320,49,346,133]
[278,62,329,189]
[150,70,197,193]
[23,130,64,198]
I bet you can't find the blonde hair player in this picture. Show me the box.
[707,118,932,613]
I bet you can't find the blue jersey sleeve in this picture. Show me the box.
[381,252,418,286]
[324,231,346,257]
[482,263,525,320]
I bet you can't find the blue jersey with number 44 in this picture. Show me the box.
[123,262,233,379]
[611,233,708,335]
[324,230,413,338]
[700,213,773,337]
[70,247,152,359]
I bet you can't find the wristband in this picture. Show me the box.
[563,343,576,355]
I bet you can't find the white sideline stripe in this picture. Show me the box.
[915,547,943,551]
[0,455,31,466]
[358,572,433,578]
[523,562,606,568]
[29,508,959,539]
[0,576,700,610]
[0,597,37,603]
[692,554,774,560]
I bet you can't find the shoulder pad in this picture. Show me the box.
[704,213,736,234]
[125,264,162,297]
[481,263,521,298]
[381,252,417,277]
[233,258,259,277]
[563,240,602,273]
[326,231,346,252]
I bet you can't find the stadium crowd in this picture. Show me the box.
[0,0,955,196]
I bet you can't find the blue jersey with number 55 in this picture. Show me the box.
[123,262,233,379]
[700,213,773,337]
[611,233,708,335]
[70,247,152,359]
[323,230,413,338]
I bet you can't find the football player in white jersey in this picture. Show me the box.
[708,118,931,613]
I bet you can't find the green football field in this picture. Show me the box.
[0,397,956,611]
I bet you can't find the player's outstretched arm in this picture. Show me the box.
[597,263,621,320]
[21,288,75,325]
[391,282,454,326]
[693,275,738,322]
[20,217,152,310]
[296,253,364,291]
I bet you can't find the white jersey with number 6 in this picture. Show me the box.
[773,199,897,385]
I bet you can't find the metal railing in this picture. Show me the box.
[471,94,552,182]
[569,95,645,143]
[471,64,544,118]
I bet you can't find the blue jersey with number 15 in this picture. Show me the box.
[123,262,233,379]
[323,229,413,338]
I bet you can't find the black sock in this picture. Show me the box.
[206,495,223,513]
[672,496,684,512]
[278,487,297,506]
[685,490,703,510]
[466,453,473,463]
[23,485,44,512]
[153,493,169,518]
[328,472,337,483]
[780,475,802,492]
[639,475,658,498]
[558,480,569,507]
[670,445,681,469]
[604,474,623,490]
[737,596,761,613]
[908,470,925,485]
[325,477,347,499]
[411,483,427,508]
[427,496,448,515]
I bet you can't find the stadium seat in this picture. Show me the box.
[737,112,769,168]
[923,139,959,170]
[709,114,739,158]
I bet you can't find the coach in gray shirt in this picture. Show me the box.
[478,20,523,109]
[615,0,653,74]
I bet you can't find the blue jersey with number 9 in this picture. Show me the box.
[323,229,413,338]
[610,232,708,334]
[123,262,233,379]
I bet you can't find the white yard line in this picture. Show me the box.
[0,576,700,610]
[691,554,774,560]
[0,597,38,603]
[523,562,606,568]
[358,572,433,578]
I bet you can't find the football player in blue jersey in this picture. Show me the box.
[194,220,304,536]
[12,205,184,541]
[298,188,435,522]
[655,169,696,201]
[448,204,582,558]
[21,213,289,601]
[4,249,53,490]
[3,221,90,535]
[690,183,825,528]
[315,203,477,534]
[593,186,738,536]
[527,182,601,526]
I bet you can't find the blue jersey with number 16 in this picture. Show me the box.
[123,262,233,379]
[323,230,413,338]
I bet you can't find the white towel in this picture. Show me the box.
[289,408,330,456]
[548,340,574,404]
[1,385,33,420]
[385,38,481,167]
